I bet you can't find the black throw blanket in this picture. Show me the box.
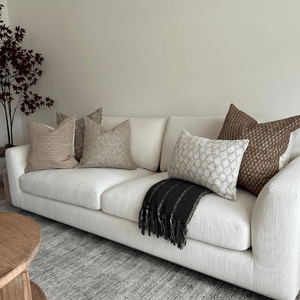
[138,179,211,249]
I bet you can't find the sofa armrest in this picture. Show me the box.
[5,145,29,207]
[251,155,300,298]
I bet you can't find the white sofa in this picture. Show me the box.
[6,116,300,300]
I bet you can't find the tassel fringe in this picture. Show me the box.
[138,208,188,250]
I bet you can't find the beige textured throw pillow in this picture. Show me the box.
[168,130,249,201]
[56,107,103,161]
[25,115,78,173]
[79,118,137,170]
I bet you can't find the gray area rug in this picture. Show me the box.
[0,199,290,300]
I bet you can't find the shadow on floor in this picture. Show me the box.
[0,182,5,201]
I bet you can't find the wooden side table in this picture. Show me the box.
[0,212,47,300]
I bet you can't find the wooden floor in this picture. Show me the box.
[0,182,5,201]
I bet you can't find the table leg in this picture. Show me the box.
[30,282,47,300]
[0,270,32,300]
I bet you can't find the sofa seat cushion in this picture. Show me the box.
[101,172,256,251]
[20,168,155,210]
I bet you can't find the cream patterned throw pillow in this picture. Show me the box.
[25,115,78,173]
[168,130,249,201]
[56,107,103,161]
[79,118,137,170]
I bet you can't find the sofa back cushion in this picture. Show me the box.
[160,116,224,172]
[102,117,167,171]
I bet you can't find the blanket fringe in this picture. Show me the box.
[138,208,188,250]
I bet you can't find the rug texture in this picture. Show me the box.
[0,199,284,300]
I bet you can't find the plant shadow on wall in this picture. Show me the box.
[0,4,54,157]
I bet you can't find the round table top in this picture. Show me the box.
[0,212,41,289]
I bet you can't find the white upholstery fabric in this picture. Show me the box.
[5,144,29,208]
[251,155,300,300]
[18,191,254,292]
[102,117,167,171]
[160,116,224,172]
[101,172,256,251]
[289,146,300,162]
[6,135,300,300]
[20,168,155,210]
[278,129,300,169]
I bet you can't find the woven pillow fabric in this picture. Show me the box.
[168,129,249,201]
[56,107,103,161]
[218,104,300,195]
[79,117,137,170]
[25,115,78,173]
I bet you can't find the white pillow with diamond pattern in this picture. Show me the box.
[168,130,249,201]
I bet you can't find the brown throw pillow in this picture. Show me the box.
[218,104,300,195]
[56,107,103,161]
[25,115,78,173]
[78,118,136,170]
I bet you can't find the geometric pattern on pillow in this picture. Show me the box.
[218,104,300,195]
[168,129,249,201]
[78,118,137,170]
[56,107,103,161]
[25,115,78,173]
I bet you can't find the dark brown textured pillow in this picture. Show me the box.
[56,107,103,161]
[218,104,300,195]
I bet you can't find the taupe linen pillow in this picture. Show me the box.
[56,107,103,161]
[79,118,136,170]
[25,115,78,173]
[218,104,300,195]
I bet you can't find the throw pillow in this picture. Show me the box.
[56,107,103,161]
[218,104,300,195]
[257,120,300,170]
[168,129,249,201]
[78,118,137,170]
[25,115,78,173]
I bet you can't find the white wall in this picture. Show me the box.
[6,0,300,143]
[0,0,24,146]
